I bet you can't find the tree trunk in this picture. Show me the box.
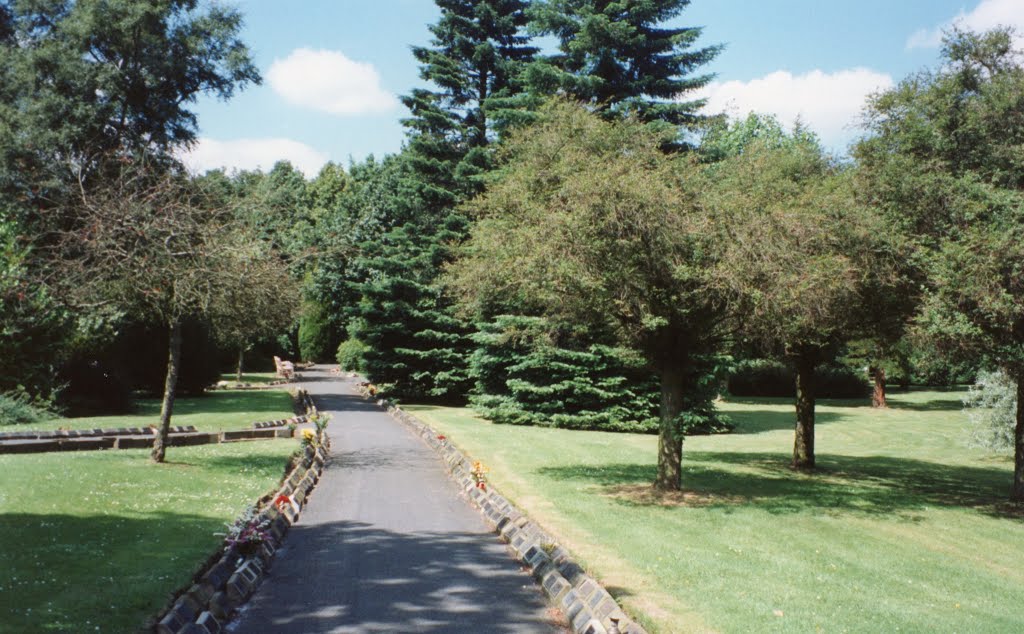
[793,354,816,470]
[654,364,686,490]
[1013,376,1024,501]
[870,365,887,408]
[151,318,183,463]
[236,346,245,383]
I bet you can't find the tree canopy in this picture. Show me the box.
[447,100,728,488]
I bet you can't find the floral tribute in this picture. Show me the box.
[471,460,489,491]
[221,506,271,555]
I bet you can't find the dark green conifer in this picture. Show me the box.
[347,1,536,402]
[529,0,721,130]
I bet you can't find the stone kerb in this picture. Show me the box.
[0,389,317,455]
[153,427,331,634]
[209,379,293,391]
[353,383,648,634]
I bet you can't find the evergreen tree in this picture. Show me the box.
[347,1,536,403]
[528,0,720,134]
[404,0,536,191]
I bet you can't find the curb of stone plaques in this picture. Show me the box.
[355,385,648,634]
[151,427,331,634]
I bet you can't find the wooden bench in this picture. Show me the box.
[273,355,295,380]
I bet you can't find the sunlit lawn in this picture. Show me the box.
[0,440,298,633]
[219,371,280,385]
[21,389,295,433]
[0,389,298,631]
[407,390,1023,634]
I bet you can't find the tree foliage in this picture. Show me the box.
[706,136,905,468]
[44,166,294,461]
[856,27,1024,499]
[447,100,728,488]
[528,0,720,133]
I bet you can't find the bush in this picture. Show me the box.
[298,300,337,363]
[0,390,55,425]
[963,369,1016,451]
[728,359,869,399]
[468,315,732,434]
[336,339,367,372]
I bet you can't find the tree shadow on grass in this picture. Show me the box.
[885,397,966,412]
[0,511,227,633]
[538,452,1021,520]
[726,409,852,434]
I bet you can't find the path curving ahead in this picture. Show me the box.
[230,367,560,634]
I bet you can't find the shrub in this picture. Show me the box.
[468,315,732,434]
[0,390,55,425]
[336,339,368,372]
[963,369,1016,451]
[728,359,869,399]
[298,301,337,363]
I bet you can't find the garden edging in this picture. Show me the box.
[152,424,330,634]
[357,385,648,634]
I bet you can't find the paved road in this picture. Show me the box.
[231,367,559,634]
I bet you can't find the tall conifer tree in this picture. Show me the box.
[529,0,720,131]
[348,0,535,402]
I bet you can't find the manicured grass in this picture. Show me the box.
[17,389,295,433]
[0,440,298,633]
[407,390,1023,634]
[219,372,280,385]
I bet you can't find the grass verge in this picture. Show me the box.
[0,440,298,633]
[14,389,296,433]
[218,372,281,386]
[406,390,1023,634]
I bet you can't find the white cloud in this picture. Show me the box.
[698,68,895,150]
[179,137,329,178]
[907,0,1024,49]
[267,48,397,115]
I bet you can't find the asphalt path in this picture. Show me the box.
[230,367,560,633]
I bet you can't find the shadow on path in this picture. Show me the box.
[243,521,556,633]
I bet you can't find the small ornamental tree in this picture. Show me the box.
[706,138,905,470]
[47,165,293,462]
[447,101,728,490]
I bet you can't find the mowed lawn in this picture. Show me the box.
[27,388,295,433]
[407,390,1024,634]
[0,393,298,633]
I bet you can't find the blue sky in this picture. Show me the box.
[182,0,1024,177]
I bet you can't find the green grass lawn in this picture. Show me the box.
[219,371,280,385]
[407,390,1023,634]
[0,440,298,633]
[18,389,296,433]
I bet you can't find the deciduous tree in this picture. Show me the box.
[856,27,1024,498]
[447,101,728,489]
[46,165,294,462]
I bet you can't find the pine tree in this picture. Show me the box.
[529,0,720,131]
[348,1,535,403]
